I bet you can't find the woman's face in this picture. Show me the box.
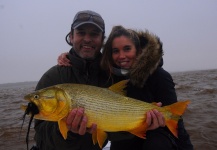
[112,36,137,69]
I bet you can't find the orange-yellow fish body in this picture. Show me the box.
[22,80,190,148]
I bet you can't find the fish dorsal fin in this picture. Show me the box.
[58,118,68,140]
[108,80,129,96]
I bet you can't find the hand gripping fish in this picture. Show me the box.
[21,80,190,149]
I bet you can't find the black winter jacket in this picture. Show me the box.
[34,49,110,150]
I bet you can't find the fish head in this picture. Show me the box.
[22,86,70,121]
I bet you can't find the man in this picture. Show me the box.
[33,10,164,150]
[34,10,110,150]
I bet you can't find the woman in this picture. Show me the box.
[58,25,193,150]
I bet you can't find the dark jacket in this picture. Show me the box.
[109,31,193,150]
[34,49,110,150]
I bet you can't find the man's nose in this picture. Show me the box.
[84,34,92,42]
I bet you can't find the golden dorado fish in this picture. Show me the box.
[21,80,190,148]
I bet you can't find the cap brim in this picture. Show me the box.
[73,21,104,32]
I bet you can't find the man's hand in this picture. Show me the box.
[146,102,165,131]
[66,108,97,135]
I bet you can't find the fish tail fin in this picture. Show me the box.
[165,115,180,138]
[164,100,190,138]
[165,100,190,116]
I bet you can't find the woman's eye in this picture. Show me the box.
[112,49,119,54]
[124,46,131,51]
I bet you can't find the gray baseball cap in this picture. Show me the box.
[71,10,105,32]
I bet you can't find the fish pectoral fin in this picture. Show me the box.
[129,123,148,139]
[108,80,129,96]
[96,129,107,149]
[58,119,68,140]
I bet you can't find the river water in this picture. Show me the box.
[0,69,217,149]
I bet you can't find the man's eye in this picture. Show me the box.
[77,32,85,35]
[90,32,100,37]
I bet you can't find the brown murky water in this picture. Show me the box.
[0,69,217,149]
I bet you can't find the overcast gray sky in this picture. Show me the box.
[0,0,217,84]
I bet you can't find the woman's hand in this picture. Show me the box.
[146,102,165,131]
[57,52,71,66]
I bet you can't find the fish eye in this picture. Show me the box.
[34,95,40,99]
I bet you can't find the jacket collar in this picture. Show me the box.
[128,30,164,88]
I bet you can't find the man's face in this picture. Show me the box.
[70,24,103,60]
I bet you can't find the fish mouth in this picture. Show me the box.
[24,102,39,115]
[21,102,39,150]
[21,94,40,150]
[22,94,39,115]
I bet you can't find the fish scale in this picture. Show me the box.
[57,83,172,131]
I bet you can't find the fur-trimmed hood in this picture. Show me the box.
[129,30,163,88]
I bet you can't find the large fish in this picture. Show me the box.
[21,80,190,148]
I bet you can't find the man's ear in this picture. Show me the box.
[69,32,74,44]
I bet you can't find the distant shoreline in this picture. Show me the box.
[0,81,37,88]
